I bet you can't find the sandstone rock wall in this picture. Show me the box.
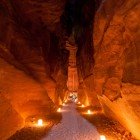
[0,0,67,139]
[0,95,23,140]
[93,0,140,138]
[75,0,99,106]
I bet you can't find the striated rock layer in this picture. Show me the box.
[93,0,140,139]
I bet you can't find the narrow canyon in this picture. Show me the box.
[0,0,139,140]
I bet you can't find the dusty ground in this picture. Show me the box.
[8,112,62,140]
[77,105,136,140]
[42,103,100,140]
[7,103,137,140]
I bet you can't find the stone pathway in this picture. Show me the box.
[42,103,100,140]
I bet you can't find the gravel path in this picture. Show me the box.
[42,103,100,140]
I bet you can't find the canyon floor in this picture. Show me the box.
[8,103,136,140]
[42,103,100,140]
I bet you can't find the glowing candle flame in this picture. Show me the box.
[37,119,43,126]
[78,102,81,104]
[81,104,85,107]
[87,110,92,114]
[100,135,106,140]
[57,108,61,112]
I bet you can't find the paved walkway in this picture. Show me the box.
[42,103,100,140]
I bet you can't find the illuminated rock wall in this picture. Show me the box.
[93,0,140,138]
[0,0,67,139]
[0,95,23,140]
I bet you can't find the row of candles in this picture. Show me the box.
[57,101,93,114]
[33,100,106,140]
[35,101,92,126]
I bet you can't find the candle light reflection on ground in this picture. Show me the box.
[100,135,106,140]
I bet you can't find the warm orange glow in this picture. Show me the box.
[62,103,65,106]
[87,110,92,114]
[100,135,106,140]
[57,108,61,112]
[78,101,81,104]
[37,119,43,126]
[81,104,85,107]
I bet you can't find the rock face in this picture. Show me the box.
[0,57,54,117]
[7,0,66,32]
[75,0,100,107]
[0,0,67,139]
[93,0,140,139]
[0,95,23,140]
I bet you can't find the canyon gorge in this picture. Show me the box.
[0,0,139,139]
